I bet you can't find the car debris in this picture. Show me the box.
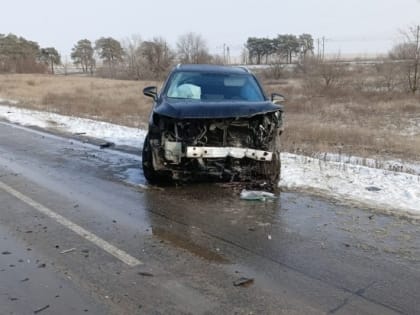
[142,64,284,187]
[366,186,381,192]
[233,277,254,287]
[60,248,76,254]
[240,189,277,201]
[34,304,50,314]
[99,141,114,149]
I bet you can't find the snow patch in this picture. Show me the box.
[280,153,420,216]
[0,105,146,148]
[0,98,19,105]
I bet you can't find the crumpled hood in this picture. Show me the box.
[154,98,283,119]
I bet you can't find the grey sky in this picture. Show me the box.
[2,0,420,58]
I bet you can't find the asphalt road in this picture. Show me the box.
[0,121,419,315]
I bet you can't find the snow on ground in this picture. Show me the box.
[1,103,420,216]
[280,153,420,217]
[0,104,146,148]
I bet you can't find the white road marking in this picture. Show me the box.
[0,180,142,267]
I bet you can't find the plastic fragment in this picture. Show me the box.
[60,248,76,254]
[34,304,50,314]
[233,277,254,287]
[240,190,276,201]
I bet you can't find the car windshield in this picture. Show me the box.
[166,71,265,102]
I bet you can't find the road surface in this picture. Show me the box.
[0,121,419,314]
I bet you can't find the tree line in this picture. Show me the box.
[0,32,317,79]
[71,33,216,79]
[1,28,420,94]
[245,34,314,64]
[0,33,60,73]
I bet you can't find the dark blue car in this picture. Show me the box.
[142,64,284,185]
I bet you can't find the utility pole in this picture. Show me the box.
[317,38,320,59]
[322,36,325,60]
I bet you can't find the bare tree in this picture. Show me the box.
[375,60,402,92]
[389,25,420,94]
[121,35,143,79]
[302,55,346,91]
[140,37,175,79]
[176,32,212,64]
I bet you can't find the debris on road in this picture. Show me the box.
[1,251,12,255]
[99,141,114,149]
[34,304,50,314]
[233,277,254,287]
[240,190,277,201]
[60,248,76,254]
[366,186,382,192]
[138,271,154,277]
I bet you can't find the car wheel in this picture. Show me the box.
[268,149,281,184]
[258,135,281,186]
[142,135,170,184]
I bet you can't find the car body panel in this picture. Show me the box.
[154,98,283,119]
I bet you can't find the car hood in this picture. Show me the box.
[154,98,283,119]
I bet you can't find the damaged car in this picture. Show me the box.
[142,64,284,185]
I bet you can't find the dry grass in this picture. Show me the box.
[263,77,420,161]
[0,74,159,128]
[1,73,420,162]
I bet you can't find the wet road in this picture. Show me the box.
[0,121,420,314]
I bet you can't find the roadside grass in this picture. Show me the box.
[263,78,420,161]
[1,73,419,162]
[0,74,159,128]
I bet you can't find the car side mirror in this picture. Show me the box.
[271,93,285,104]
[143,86,158,101]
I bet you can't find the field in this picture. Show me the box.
[0,74,158,129]
[0,71,419,162]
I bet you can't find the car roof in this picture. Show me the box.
[174,64,251,75]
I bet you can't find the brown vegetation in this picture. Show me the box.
[0,74,158,128]
[261,65,420,161]
[1,68,420,162]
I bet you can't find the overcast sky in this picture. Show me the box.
[1,0,420,58]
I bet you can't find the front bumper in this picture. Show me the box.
[186,146,273,161]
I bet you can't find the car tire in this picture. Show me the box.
[142,135,170,184]
[268,149,281,184]
[258,136,281,186]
